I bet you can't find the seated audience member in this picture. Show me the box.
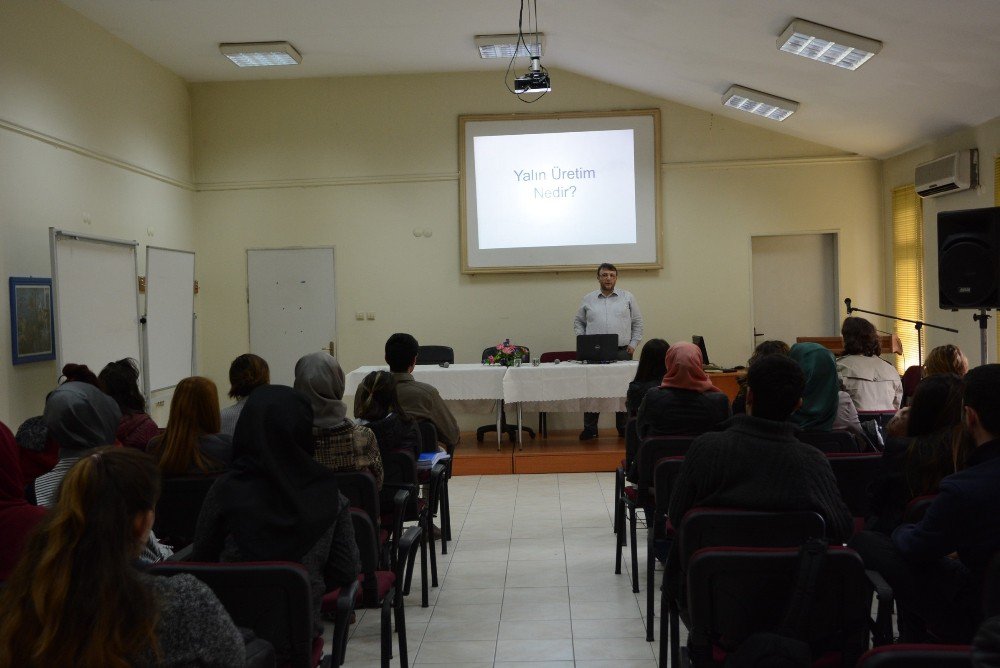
[385,332,460,451]
[354,369,421,457]
[732,339,790,414]
[99,357,159,450]
[192,385,359,649]
[0,447,243,666]
[789,342,863,436]
[18,363,103,483]
[836,316,903,411]
[625,338,670,415]
[220,353,270,436]
[148,376,232,476]
[851,364,1000,643]
[636,341,730,439]
[0,421,46,581]
[665,354,853,601]
[14,415,58,484]
[33,380,121,508]
[925,343,970,377]
[294,351,384,488]
[888,343,970,437]
[869,373,970,533]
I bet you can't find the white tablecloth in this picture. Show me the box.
[344,363,505,413]
[502,361,636,413]
[344,361,635,415]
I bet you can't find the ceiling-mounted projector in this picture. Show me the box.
[514,55,551,94]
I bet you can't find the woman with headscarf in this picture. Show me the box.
[636,341,731,439]
[192,385,359,651]
[32,380,122,508]
[294,351,383,489]
[0,420,46,581]
[789,342,864,435]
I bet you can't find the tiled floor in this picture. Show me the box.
[327,472,671,667]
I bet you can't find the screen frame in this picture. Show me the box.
[459,108,662,274]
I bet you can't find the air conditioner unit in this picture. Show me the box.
[915,149,978,198]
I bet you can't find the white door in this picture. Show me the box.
[751,233,839,349]
[247,248,336,386]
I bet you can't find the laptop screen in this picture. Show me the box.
[692,335,710,366]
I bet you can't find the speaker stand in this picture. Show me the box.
[974,309,992,367]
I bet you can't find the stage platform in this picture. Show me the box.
[450,429,625,475]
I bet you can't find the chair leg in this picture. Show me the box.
[646,528,655,642]
[394,590,408,668]
[439,478,450,553]
[659,576,669,668]
[630,504,639,593]
[428,512,439,588]
[670,599,680,668]
[615,498,629,575]
[413,517,429,607]
[381,594,393,668]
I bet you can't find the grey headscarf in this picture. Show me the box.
[293,352,349,428]
[43,381,121,453]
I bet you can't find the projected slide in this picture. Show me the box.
[460,109,661,273]
[474,130,636,249]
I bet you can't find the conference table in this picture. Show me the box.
[344,362,740,449]
[344,361,637,448]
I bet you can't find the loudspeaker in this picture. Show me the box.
[938,207,1000,309]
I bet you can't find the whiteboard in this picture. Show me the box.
[144,246,195,392]
[49,229,142,382]
[247,248,336,386]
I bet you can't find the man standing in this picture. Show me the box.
[385,333,460,451]
[573,262,643,440]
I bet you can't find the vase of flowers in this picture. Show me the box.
[484,339,528,366]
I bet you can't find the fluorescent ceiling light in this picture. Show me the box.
[220,41,301,67]
[777,19,882,71]
[475,34,544,59]
[722,85,799,122]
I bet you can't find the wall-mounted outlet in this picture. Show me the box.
[366,312,375,320]
[355,312,365,320]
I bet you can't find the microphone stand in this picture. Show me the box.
[844,297,959,368]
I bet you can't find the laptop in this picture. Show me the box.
[576,334,619,363]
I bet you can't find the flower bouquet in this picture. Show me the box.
[484,339,528,366]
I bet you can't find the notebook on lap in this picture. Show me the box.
[576,334,619,363]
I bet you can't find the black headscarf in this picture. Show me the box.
[212,385,342,560]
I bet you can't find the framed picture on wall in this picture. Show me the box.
[9,277,56,365]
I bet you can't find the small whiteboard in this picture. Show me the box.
[144,246,195,392]
[49,229,142,381]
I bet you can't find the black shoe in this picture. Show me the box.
[579,429,598,441]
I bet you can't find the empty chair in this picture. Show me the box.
[476,345,533,443]
[150,561,345,668]
[415,346,454,365]
[616,435,695,593]
[683,545,871,667]
[153,474,221,549]
[661,508,827,667]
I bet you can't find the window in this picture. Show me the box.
[892,185,924,372]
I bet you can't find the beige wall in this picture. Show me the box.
[0,0,195,425]
[191,71,883,430]
[0,2,890,431]
[882,116,1000,366]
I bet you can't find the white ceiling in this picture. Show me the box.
[60,0,1000,159]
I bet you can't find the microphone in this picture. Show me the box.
[844,297,853,314]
